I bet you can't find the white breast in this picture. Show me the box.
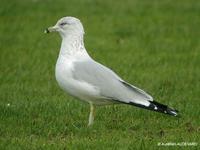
[55,55,101,103]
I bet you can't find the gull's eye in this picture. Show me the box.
[60,22,68,26]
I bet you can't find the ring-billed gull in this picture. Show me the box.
[45,16,178,126]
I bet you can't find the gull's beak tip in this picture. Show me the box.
[44,28,49,34]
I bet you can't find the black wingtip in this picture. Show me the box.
[149,101,179,117]
[125,100,179,117]
[166,107,179,117]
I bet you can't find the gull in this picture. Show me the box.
[45,16,179,126]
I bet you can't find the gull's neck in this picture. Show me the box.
[58,34,90,60]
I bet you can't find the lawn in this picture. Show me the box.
[0,0,199,149]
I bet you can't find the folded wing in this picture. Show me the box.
[72,60,153,106]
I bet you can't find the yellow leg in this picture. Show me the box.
[88,103,95,126]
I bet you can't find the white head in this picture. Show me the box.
[45,17,84,38]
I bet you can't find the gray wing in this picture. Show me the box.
[73,60,153,106]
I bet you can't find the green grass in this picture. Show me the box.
[0,0,200,149]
